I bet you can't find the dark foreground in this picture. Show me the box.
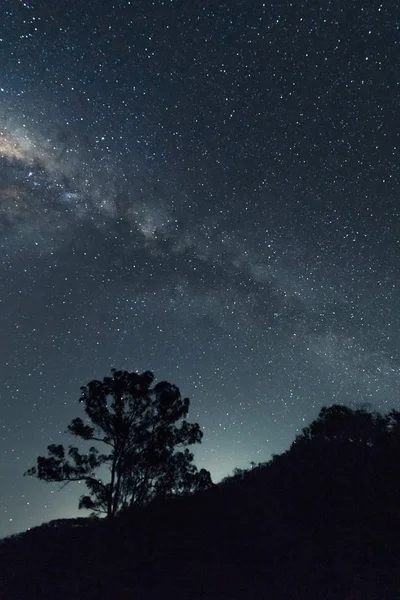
[1,405,400,599]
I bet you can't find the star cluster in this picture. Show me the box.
[0,0,399,538]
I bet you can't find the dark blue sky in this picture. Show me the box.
[1,0,399,538]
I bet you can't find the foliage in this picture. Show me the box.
[25,369,212,517]
[293,403,390,446]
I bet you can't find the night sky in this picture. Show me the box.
[1,0,399,538]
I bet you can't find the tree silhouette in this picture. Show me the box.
[292,403,389,447]
[25,368,212,518]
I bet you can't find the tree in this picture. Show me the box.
[25,369,212,518]
[292,403,388,447]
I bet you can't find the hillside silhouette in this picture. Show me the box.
[1,403,400,599]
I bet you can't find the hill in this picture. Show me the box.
[1,404,400,599]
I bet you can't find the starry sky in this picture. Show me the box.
[1,0,399,538]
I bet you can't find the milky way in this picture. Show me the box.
[1,1,399,538]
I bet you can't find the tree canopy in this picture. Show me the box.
[292,403,400,449]
[25,368,212,517]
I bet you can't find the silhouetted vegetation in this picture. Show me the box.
[24,369,212,517]
[2,401,400,599]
